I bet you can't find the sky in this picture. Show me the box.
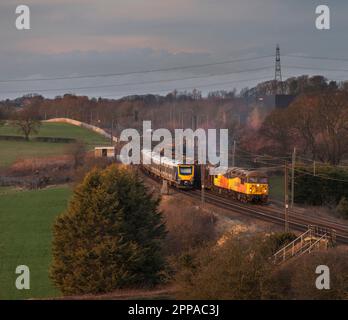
[0,0,348,99]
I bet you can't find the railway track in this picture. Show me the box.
[177,188,348,245]
[258,202,348,233]
[140,167,348,245]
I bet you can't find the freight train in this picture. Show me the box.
[205,167,269,203]
[141,149,269,203]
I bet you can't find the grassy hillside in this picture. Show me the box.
[0,186,72,300]
[0,122,110,168]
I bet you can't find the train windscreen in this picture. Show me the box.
[248,177,268,183]
[179,166,192,175]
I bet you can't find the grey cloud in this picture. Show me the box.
[0,0,347,99]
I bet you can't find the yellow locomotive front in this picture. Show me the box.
[176,164,195,189]
[243,173,269,203]
[212,168,269,203]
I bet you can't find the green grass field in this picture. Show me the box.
[0,122,110,168]
[0,186,72,300]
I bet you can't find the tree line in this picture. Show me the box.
[257,90,348,165]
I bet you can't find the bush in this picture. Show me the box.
[294,166,348,206]
[266,247,348,300]
[68,140,86,169]
[72,155,110,184]
[0,135,26,141]
[50,164,167,295]
[336,197,348,219]
[174,232,348,300]
[163,200,217,256]
[33,136,76,143]
[174,234,274,299]
[268,232,297,253]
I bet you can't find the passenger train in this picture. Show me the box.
[141,149,195,189]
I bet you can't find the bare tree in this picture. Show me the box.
[12,105,41,141]
[288,95,318,160]
[260,91,348,164]
[0,107,6,126]
[315,91,348,165]
[69,140,86,169]
[259,109,294,156]
[291,91,348,164]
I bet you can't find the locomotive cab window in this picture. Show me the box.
[259,177,268,184]
[179,166,192,175]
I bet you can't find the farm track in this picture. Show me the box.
[140,168,348,245]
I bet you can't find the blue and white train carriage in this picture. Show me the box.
[141,149,195,189]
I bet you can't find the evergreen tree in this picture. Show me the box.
[50,165,166,295]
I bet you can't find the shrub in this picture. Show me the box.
[50,164,167,295]
[266,247,348,300]
[336,197,348,219]
[267,232,297,253]
[294,166,348,205]
[174,232,348,300]
[68,140,86,169]
[0,135,26,141]
[174,234,274,300]
[163,200,217,256]
[33,137,76,143]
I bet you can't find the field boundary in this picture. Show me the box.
[45,118,118,143]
